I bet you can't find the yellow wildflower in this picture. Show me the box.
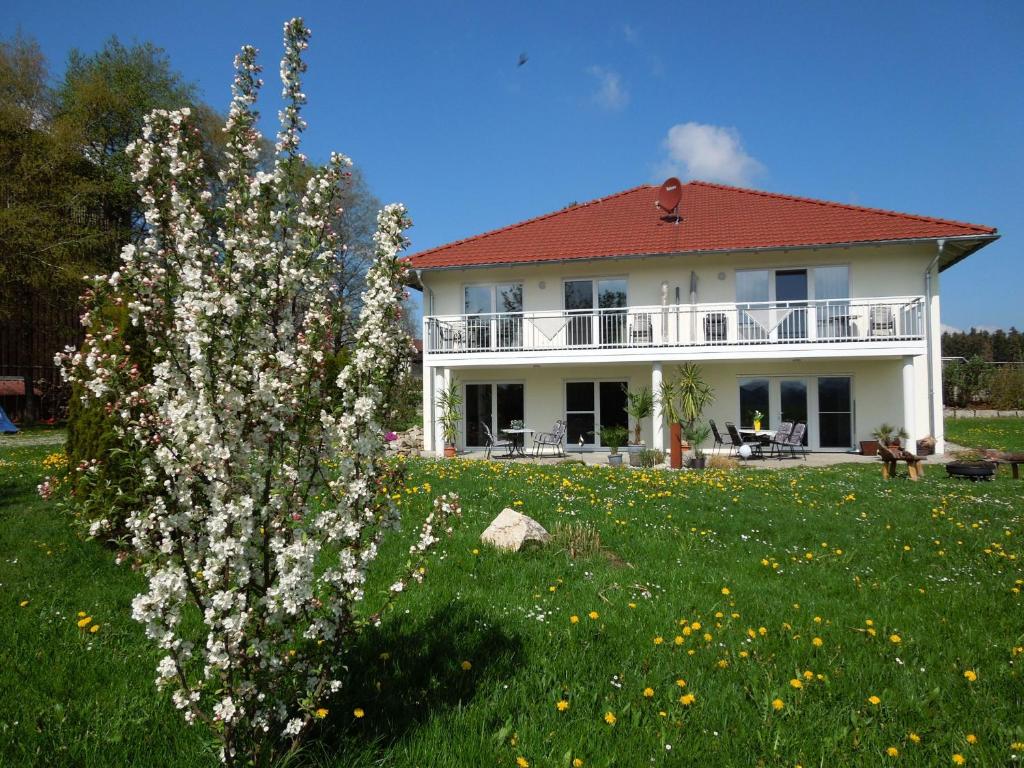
[604,711,616,725]
[772,698,784,711]
[556,700,569,711]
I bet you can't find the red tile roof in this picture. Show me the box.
[405,181,996,270]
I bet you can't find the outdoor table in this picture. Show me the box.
[501,428,535,458]
[740,428,776,447]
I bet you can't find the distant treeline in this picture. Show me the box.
[942,328,1024,363]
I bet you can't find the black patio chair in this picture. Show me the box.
[481,422,512,459]
[708,419,726,453]
[532,419,566,457]
[767,421,794,458]
[726,421,763,459]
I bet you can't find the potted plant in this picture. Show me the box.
[751,409,764,431]
[658,378,683,469]
[946,450,997,481]
[859,437,880,456]
[872,423,909,450]
[684,423,712,469]
[599,425,628,466]
[676,362,715,460]
[624,386,653,466]
[436,380,462,458]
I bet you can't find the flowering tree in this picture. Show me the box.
[59,19,459,765]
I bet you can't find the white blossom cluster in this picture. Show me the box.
[57,18,450,765]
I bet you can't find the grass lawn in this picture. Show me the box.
[3,440,1023,767]
[946,417,1024,453]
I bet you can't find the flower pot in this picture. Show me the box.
[753,420,762,431]
[691,456,707,470]
[860,440,879,457]
[669,423,683,469]
[443,445,457,458]
[627,443,645,467]
[608,453,623,466]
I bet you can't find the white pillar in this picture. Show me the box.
[433,367,447,454]
[902,356,917,450]
[651,362,664,453]
[422,364,433,453]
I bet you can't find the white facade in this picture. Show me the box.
[417,240,958,456]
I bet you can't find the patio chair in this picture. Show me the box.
[767,421,794,458]
[630,313,653,346]
[725,421,763,459]
[481,422,512,459]
[533,419,566,457]
[780,421,808,459]
[869,306,895,336]
[708,419,726,453]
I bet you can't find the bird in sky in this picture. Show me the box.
[517,52,528,67]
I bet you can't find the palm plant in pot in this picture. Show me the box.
[872,423,909,451]
[676,363,714,463]
[624,386,653,466]
[436,380,462,458]
[599,424,628,466]
[684,423,712,469]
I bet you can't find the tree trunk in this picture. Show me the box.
[670,422,682,469]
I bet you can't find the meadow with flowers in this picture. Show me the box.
[3,437,1023,767]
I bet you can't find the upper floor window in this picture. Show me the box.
[464,283,523,315]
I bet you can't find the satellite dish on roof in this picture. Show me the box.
[655,177,682,222]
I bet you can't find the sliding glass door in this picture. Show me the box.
[464,283,523,349]
[817,377,853,448]
[464,383,524,447]
[565,380,628,446]
[564,278,628,347]
[736,375,853,450]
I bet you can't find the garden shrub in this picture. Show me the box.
[987,365,1024,409]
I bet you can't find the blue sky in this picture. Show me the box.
[8,1,1022,330]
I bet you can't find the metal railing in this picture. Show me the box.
[425,296,926,355]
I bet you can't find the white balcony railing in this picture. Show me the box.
[424,296,925,355]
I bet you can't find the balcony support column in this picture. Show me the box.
[422,363,434,454]
[902,356,917,451]
[651,362,664,453]
[433,367,449,454]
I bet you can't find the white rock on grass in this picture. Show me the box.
[480,508,550,552]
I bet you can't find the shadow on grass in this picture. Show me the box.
[297,603,522,765]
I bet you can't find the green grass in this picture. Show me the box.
[946,416,1024,453]
[3,441,1023,767]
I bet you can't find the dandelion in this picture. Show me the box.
[675,678,687,688]
[516,757,529,768]
[909,733,921,744]
[588,611,599,620]
[556,699,569,711]
[966,734,977,745]
[789,679,803,690]
[461,660,472,671]
[314,708,328,719]
[679,694,695,706]
[721,587,731,595]
[963,670,977,682]
[952,754,965,765]
[653,636,664,645]
[570,615,580,624]
[772,698,785,711]
[890,634,902,644]
[604,711,616,725]
[643,687,655,698]
[77,616,92,628]
[19,600,29,608]
[573,760,584,767]
[674,635,684,645]
[887,746,899,757]
[868,695,881,705]
[90,624,100,634]
[812,637,823,647]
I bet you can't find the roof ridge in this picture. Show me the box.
[405,183,655,261]
[687,180,996,234]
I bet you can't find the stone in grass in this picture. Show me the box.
[481,508,550,552]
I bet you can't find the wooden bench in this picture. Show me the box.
[878,446,926,481]
[987,452,1024,480]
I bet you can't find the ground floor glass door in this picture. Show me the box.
[464,383,524,447]
[565,380,627,446]
[817,377,852,448]
[737,375,852,450]
[780,378,808,445]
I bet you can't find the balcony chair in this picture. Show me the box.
[703,312,728,342]
[869,306,896,336]
[708,419,726,453]
[725,421,763,459]
[767,421,794,457]
[532,419,566,457]
[437,320,466,351]
[481,422,512,459]
[629,313,654,346]
[779,421,808,460]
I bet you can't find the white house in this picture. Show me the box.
[405,181,997,456]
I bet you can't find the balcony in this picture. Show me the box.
[424,296,926,361]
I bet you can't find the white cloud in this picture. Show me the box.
[623,24,639,44]
[588,66,629,111]
[656,122,764,186]
[941,323,961,334]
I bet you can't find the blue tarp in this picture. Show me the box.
[0,405,17,434]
